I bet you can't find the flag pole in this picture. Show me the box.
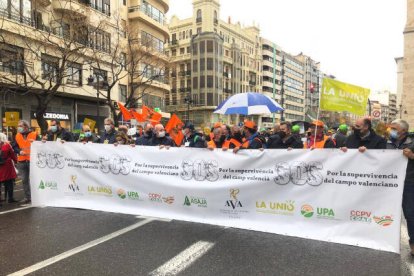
[313,78,322,147]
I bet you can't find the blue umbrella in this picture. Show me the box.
[214,92,284,115]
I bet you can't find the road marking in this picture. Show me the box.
[136,215,172,222]
[8,218,154,276]
[149,241,214,276]
[0,206,33,215]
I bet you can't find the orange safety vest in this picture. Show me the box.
[223,138,242,149]
[304,135,330,149]
[16,132,37,162]
[207,140,217,148]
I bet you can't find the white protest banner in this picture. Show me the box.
[30,142,407,253]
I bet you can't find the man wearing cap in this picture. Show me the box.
[304,120,336,149]
[182,123,206,148]
[207,127,226,150]
[136,122,153,146]
[334,124,348,148]
[343,117,386,152]
[267,122,303,149]
[234,121,265,153]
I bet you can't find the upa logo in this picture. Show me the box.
[117,189,127,199]
[225,189,243,209]
[301,204,314,218]
[373,215,394,227]
[317,207,335,220]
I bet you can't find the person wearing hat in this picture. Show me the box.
[334,124,348,148]
[136,122,154,146]
[304,120,336,149]
[234,121,265,153]
[267,122,303,149]
[343,117,386,152]
[182,122,206,148]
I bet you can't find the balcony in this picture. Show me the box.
[223,72,229,78]
[52,0,88,18]
[128,5,168,37]
[179,71,186,77]
[171,72,177,78]
[186,70,191,76]
[171,40,178,46]
[38,0,52,6]
[179,87,186,92]
[196,17,202,23]
[224,88,232,93]
[249,81,256,86]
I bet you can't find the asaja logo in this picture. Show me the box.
[225,189,242,209]
[39,180,58,190]
[256,200,295,216]
[184,196,207,208]
[373,215,393,227]
[301,204,314,218]
[117,189,126,199]
[350,210,372,223]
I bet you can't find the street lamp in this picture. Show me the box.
[184,95,193,123]
[280,56,285,122]
[87,69,108,127]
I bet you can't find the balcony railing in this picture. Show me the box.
[224,88,232,93]
[128,5,165,26]
[249,81,256,86]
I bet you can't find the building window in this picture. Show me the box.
[120,52,127,69]
[197,27,202,34]
[140,1,165,25]
[0,43,24,75]
[193,77,198,89]
[180,47,185,55]
[207,76,213,88]
[119,84,127,102]
[91,0,110,16]
[66,62,82,86]
[196,9,202,23]
[207,41,214,53]
[200,41,205,53]
[200,75,205,88]
[192,43,198,55]
[141,31,164,53]
[89,29,111,53]
[207,58,213,70]
[93,68,108,89]
[41,54,59,82]
[193,60,198,72]
[200,58,205,71]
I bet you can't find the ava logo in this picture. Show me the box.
[149,193,162,203]
[350,210,372,223]
[68,175,80,192]
[184,196,207,208]
[301,204,314,218]
[39,180,58,190]
[117,189,126,199]
[225,189,243,209]
[373,215,393,227]
[163,196,175,204]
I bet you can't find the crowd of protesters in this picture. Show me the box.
[0,116,413,254]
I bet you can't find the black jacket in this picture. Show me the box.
[334,132,348,148]
[100,130,118,144]
[345,131,386,149]
[387,136,414,185]
[135,134,153,146]
[150,136,175,147]
[46,128,74,142]
[183,133,206,148]
[267,134,303,149]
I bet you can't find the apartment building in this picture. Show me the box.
[402,0,414,129]
[261,38,306,128]
[0,0,170,132]
[166,0,262,127]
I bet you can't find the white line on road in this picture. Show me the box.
[149,241,215,276]
[136,215,172,222]
[0,206,33,215]
[8,218,154,276]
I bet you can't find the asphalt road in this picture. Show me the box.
[1,184,414,276]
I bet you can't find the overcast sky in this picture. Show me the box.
[168,0,406,93]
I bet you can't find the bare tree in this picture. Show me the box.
[90,20,170,125]
[0,0,106,133]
